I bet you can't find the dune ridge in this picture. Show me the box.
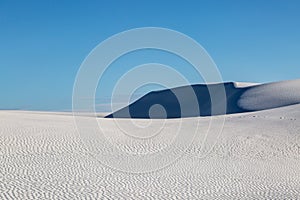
[106,79,300,118]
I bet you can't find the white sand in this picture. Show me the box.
[239,79,300,110]
[1,79,300,199]
[107,79,300,118]
[0,103,300,199]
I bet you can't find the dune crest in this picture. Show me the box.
[106,79,300,118]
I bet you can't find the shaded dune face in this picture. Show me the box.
[105,80,300,119]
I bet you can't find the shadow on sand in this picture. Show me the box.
[105,81,300,119]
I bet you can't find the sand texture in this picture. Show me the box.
[0,103,300,199]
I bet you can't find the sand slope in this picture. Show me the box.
[0,104,300,199]
[106,79,300,118]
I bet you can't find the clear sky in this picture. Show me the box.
[1,0,300,111]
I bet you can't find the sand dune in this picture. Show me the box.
[0,103,300,199]
[106,79,300,118]
[1,79,300,199]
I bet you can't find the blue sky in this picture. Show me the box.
[1,0,300,111]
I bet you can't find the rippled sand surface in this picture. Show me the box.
[0,105,300,199]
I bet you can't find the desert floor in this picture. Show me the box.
[0,104,300,199]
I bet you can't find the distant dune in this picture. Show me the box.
[106,79,300,118]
